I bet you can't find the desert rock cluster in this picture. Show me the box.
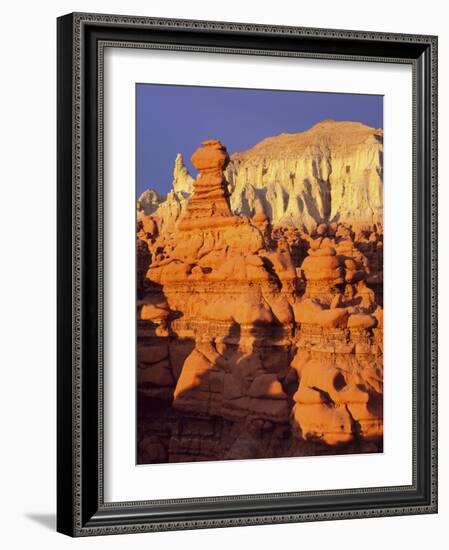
[137,125,383,464]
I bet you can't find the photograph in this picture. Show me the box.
[135,84,384,465]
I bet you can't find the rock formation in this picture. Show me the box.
[138,153,194,230]
[227,120,383,231]
[137,135,383,465]
[138,188,163,216]
[179,140,234,228]
[173,153,194,195]
[142,120,383,235]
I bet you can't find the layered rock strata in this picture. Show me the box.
[140,120,384,235]
[137,138,383,464]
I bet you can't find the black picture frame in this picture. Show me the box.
[57,12,438,537]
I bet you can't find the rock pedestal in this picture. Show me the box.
[178,140,234,230]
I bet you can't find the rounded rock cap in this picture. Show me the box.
[191,139,230,172]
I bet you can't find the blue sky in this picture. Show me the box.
[136,84,383,197]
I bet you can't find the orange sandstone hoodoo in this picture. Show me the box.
[178,140,234,230]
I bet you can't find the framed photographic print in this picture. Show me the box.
[57,12,438,536]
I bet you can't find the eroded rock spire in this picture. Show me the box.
[179,140,233,229]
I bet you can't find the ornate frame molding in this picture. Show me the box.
[57,12,437,537]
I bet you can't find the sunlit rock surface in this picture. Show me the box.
[137,134,383,464]
[141,120,383,236]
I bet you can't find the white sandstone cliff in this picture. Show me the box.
[226,120,383,231]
